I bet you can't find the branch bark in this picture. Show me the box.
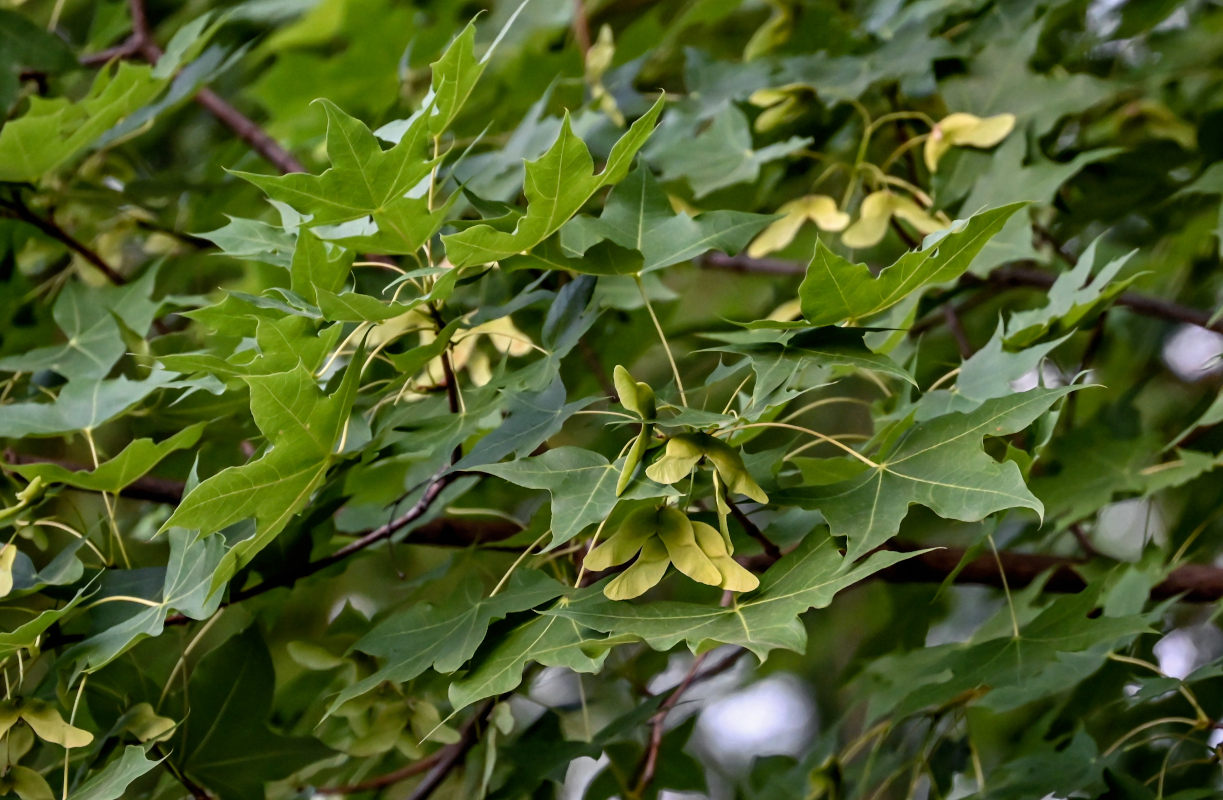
[0,195,127,285]
[81,0,306,174]
[319,700,493,796]
[13,444,1223,606]
[700,252,1223,336]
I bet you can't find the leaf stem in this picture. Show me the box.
[723,421,879,468]
[633,273,687,407]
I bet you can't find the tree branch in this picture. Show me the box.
[228,468,459,604]
[405,699,494,800]
[81,0,306,174]
[0,195,126,285]
[726,498,781,561]
[319,700,493,796]
[700,252,1223,336]
[633,648,710,796]
[15,444,1223,606]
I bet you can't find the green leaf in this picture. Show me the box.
[798,203,1024,325]
[289,228,353,305]
[234,99,434,225]
[337,570,565,711]
[559,165,775,272]
[0,62,165,182]
[0,266,161,380]
[69,746,160,800]
[0,372,177,438]
[0,591,85,660]
[0,9,76,111]
[789,387,1077,559]
[67,530,225,674]
[448,615,625,711]
[453,377,597,470]
[652,105,810,197]
[1004,238,1138,346]
[473,446,676,547]
[551,535,918,658]
[178,630,333,800]
[858,589,1154,720]
[198,215,296,268]
[442,97,665,267]
[162,357,362,585]
[914,325,1072,419]
[702,325,916,387]
[6,423,204,493]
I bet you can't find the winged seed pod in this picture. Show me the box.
[644,432,768,504]
[603,537,671,600]
[691,520,759,592]
[748,194,850,258]
[587,505,760,599]
[584,505,659,572]
[654,508,722,586]
[0,699,93,748]
[613,365,657,496]
[841,190,946,249]
[923,112,1016,172]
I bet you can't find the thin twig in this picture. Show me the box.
[229,469,458,602]
[152,743,212,799]
[321,751,443,795]
[0,195,126,285]
[633,651,710,796]
[81,0,306,174]
[320,700,493,796]
[726,498,781,561]
[943,303,973,358]
[701,252,1223,336]
[405,700,495,800]
[573,0,592,56]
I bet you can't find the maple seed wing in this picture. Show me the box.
[584,506,656,571]
[604,538,670,600]
[692,520,760,593]
[656,508,722,586]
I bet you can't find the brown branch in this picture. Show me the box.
[877,542,1223,603]
[701,253,1223,336]
[79,35,144,66]
[79,0,306,174]
[321,751,443,795]
[0,195,126,285]
[633,649,709,796]
[319,700,492,796]
[573,0,592,57]
[405,699,494,800]
[726,499,781,561]
[17,440,1223,607]
[190,87,306,173]
[942,303,974,358]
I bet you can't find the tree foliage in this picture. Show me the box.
[1,1,1223,798]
